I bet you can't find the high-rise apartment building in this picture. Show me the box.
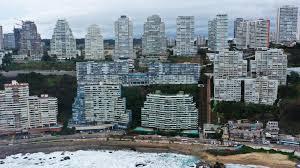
[83,83,130,125]
[196,35,206,47]
[214,79,242,102]
[208,14,229,52]
[0,81,58,131]
[50,19,77,60]
[213,50,247,79]
[13,28,22,52]
[3,33,16,49]
[276,5,298,43]
[175,16,196,56]
[236,19,270,49]
[0,26,3,50]
[85,24,104,60]
[142,15,166,59]
[234,18,244,38]
[141,91,198,130]
[244,77,278,105]
[114,15,134,60]
[19,21,43,59]
[250,49,287,85]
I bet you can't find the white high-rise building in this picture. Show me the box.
[114,15,134,60]
[142,15,166,59]
[276,5,298,43]
[175,16,196,56]
[141,91,198,130]
[84,83,130,125]
[0,26,3,50]
[213,50,247,79]
[214,79,242,102]
[0,81,58,131]
[236,19,270,49]
[244,77,278,105]
[250,49,287,85]
[50,19,77,60]
[85,24,104,60]
[208,14,229,52]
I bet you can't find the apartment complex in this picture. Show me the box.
[142,15,166,59]
[85,24,104,60]
[114,15,134,60]
[83,83,130,126]
[250,49,287,85]
[213,50,247,79]
[208,14,228,52]
[276,5,298,43]
[236,19,270,49]
[141,91,198,130]
[0,81,57,131]
[175,16,196,56]
[228,120,264,141]
[3,33,15,49]
[214,79,242,102]
[50,19,77,60]
[75,61,200,86]
[244,77,278,105]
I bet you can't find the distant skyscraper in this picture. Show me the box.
[196,35,206,47]
[3,33,16,49]
[142,15,166,57]
[13,28,22,52]
[175,16,196,56]
[19,21,43,58]
[276,5,298,43]
[0,26,3,50]
[114,15,134,60]
[208,14,229,51]
[234,18,244,38]
[50,19,77,60]
[236,19,270,49]
[85,24,104,60]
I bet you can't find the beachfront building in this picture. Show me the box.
[0,81,58,131]
[213,50,247,79]
[244,77,278,105]
[235,19,270,49]
[114,15,134,60]
[50,19,77,60]
[142,15,166,60]
[276,5,298,43]
[208,14,229,52]
[250,49,287,85]
[228,119,264,141]
[83,83,130,126]
[265,121,280,138]
[85,24,104,60]
[214,79,242,102]
[141,91,198,130]
[175,16,196,56]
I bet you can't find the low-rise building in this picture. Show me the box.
[265,121,280,138]
[141,91,198,130]
[228,120,264,142]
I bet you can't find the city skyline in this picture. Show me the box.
[0,0,299,38]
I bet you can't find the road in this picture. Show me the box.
[0,70,76,77]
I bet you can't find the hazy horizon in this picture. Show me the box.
[0,0,299,39]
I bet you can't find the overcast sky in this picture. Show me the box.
[0,0,299,39]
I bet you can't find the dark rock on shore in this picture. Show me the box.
[213,162,225,168]
[196,161,211,168]
[135,162,147,167]
[0,161,4,164]
[63,156,70,160]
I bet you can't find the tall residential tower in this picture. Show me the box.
[85,24,104,60]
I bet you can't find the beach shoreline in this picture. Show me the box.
[0,138,296,168]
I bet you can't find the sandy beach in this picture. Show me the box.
[0,138,297,168]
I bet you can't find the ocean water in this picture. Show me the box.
[0,150,269,168]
